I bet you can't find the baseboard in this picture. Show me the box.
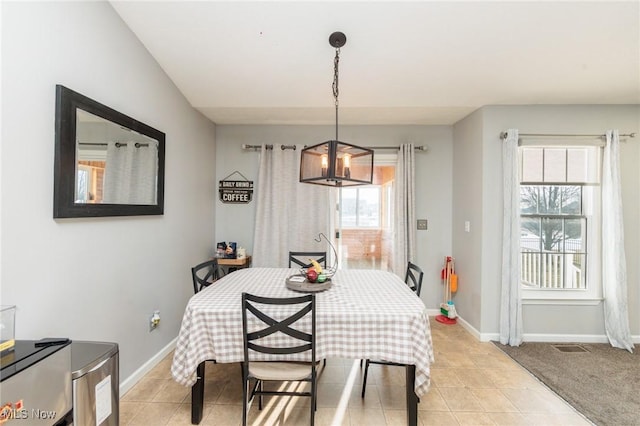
[522,333,608,343]
[119,337,177,396]
[426,312,640,345]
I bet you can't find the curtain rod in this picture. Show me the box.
[500,131,637,140]
[242,144,296,150]
[365,145,428,151]
[78,142,150,148]
[242,144,427,151]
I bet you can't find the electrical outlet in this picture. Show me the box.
[149,310,160,332]
[417,219,428,230]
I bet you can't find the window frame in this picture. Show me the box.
[340,186,383,229]
[518,145,603,303]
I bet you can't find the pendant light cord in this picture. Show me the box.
[333,48,340,141]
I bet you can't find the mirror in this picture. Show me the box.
[54,85,165,218]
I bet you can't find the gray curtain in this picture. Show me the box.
[392,143,416,277]
[252,145,329,267]
[499,129,523,346]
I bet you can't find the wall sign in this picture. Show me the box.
[219,171,253,204]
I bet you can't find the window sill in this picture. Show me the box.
[522,298,603,306]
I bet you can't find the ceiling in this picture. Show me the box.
[110,1,639,126]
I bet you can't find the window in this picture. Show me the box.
[519,146,602,301]
[341,186,381,228]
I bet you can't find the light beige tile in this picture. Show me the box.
[481,368,544,390]
[317,364,348,384]
[420,410,460,426]
[275,406,312,425]
[501,388,574,414]
[384,408,424,426]
[201,403,243,426]
[122,377,167,402]
[245,397,315,425]
[368,363,407,387]
[152,379,191,403]
[349,383,382,409]
[198,380,228,404]
[315,407,350,426]
[441,352,477,368]
[417,387,449,412]
[317,383,350,408]
[525,412,593,426]
[205,361,242,382]
[437,387,484,412]
[146,357,174,379]
[212,380,243,405]
[452,368,496,388]
[125,318,594,426]
[470,388,519,412]
[349,407,388,426]
[430,367,465,388]
[128,401,180,426]
[377,385,407,410]
[453,411,497,425]
[166,403,215,426]
[469,352,520,370]
[487,411,532,426]
[119,401,146,425]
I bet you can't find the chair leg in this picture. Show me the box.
[258,380,263,410]
[314,377,318,412]
[310,382,316,426]
[241,366,248,426]
[361,359,370,398]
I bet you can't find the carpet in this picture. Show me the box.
[493,341,640,426]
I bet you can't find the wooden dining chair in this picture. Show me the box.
[191,259,224,294]
[241,292,318,426]
[361,261,424,398]
[288,251,327,269]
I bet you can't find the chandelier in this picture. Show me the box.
[299,32,374,187]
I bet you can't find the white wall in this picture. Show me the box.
[215,124,453,309]
[454,105,640,339]
[1,2,216,383]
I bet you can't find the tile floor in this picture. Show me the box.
[121,319,593,425]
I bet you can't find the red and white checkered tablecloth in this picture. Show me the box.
[171,267,434,397]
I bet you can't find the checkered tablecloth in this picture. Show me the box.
[171,268,434,397]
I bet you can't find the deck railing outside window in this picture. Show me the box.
[521,247,585,290]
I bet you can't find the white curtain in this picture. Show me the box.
[252,145,330,267]
[602,130,634,352]
[103,141,158,204]
[392,143,416,277]
[499,129,523,346]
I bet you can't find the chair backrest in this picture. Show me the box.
[242,293,316,363]
[405,261,424,296]
[191,259,223,294]
[288,251,327,269]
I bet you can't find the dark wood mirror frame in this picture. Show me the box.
[53,85,165,218]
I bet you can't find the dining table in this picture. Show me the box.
[171,267,435,425]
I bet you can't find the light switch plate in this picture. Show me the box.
[417,219,428,230]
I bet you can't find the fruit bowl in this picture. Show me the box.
[285,275,332,293]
